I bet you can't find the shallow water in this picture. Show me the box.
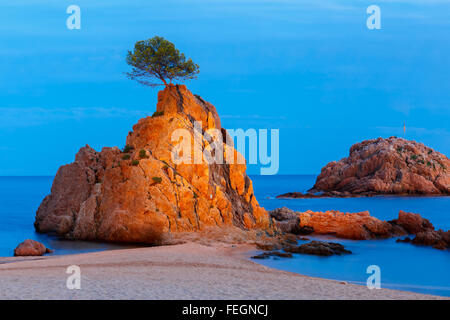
[250,175,450,297]
[0,176,137,257]
[0,175,449,296]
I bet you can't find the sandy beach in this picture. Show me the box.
[0,242,445,300]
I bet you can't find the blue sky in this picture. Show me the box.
[1,0,449,175]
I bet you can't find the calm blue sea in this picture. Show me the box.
[251,175,450,297]
[0,175,449,296]
[0,176,137,258]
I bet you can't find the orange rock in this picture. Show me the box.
[310,137,450,195]
[297,210,403,240]
[14,239,52,256]
[269,207,407,240]
[269,207,448,249]
[35,85,272,244]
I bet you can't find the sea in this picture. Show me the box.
[0,175,449,296]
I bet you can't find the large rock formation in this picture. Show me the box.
[35,85,271,244]
[309,137,450,196]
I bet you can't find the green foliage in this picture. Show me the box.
[126,36,199,87]
[123,144,134,153]
[139,149,149,159]
[193,192,198,199]
[428,149,433,155]
[152,111,164,117]
[131,160,140,166]
[411,154,418,160]
[152,176,162,184]
[396,147,403,153]
[427,161,432,167]
[122,154,131,160]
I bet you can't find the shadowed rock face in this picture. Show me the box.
[392,211,450,250]
[34,85,272,243]
[310,137,450,196]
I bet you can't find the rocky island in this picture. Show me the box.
[278,137,450,198]
[34,85,272,244]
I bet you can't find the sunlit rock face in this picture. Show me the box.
[310,137,450,196]
[269,207,406,240]
[35,85,272,243]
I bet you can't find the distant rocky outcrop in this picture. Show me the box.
[311,137,450,196]
[14,239,53,256]
[269,208,449,250]
[280,137,450,198]
[35,85,272,244]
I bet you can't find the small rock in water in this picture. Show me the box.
[14,239,53,256]
[251,251,293,259]
[284,241,352,256]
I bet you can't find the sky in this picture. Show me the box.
[0,0,449,175]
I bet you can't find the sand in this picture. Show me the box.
[0,242,445,300]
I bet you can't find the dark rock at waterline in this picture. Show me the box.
[269,207,298,221]
[298,226,314,235]
[269,207,314,235]
[276,191,355,199]
[396,237,412,243]
[284,241,352,256]
[251,251,293,259]
[253,240,352,258]
[412,230,450,250]
[255,243,281,251]
[391,211,449,250]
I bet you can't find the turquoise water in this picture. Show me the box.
[250,175,450,297]
[0,175,449,296]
